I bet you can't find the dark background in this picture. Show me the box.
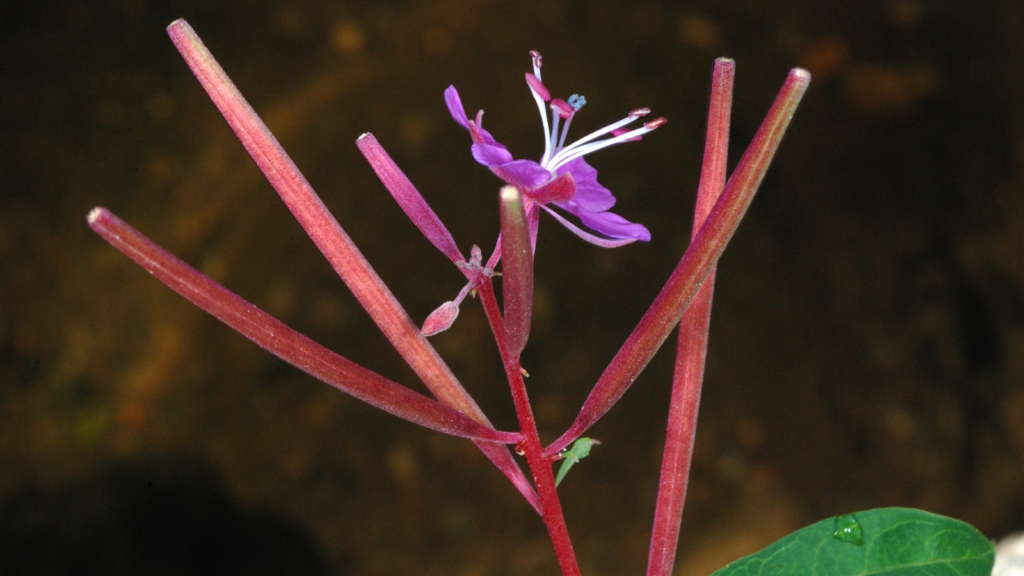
[2,1,1023,574]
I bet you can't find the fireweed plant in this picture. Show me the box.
[89,19,995,576]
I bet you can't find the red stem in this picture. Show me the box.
[166,19,538,506]
[87,207,522,445]
[477,280,512,363]
[477,280,580,576]
[646,58,734,576]
[546,67,811,458]
[507,367,581,576]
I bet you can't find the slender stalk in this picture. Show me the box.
[547,67,811,457]
[166,19,539,507]
[477,280,580,576]
[165,19,468,417]
[506,367,581,576]
[646,58,734,576]
[87,208,522,445]
[356,132,464,265]
[477,280,512,372]
[499,187,534,359]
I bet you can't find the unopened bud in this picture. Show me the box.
[421,301,459,336]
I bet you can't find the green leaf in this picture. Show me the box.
[709,507,994,576]
[555,437,600,487]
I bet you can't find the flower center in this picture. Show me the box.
[525,51,666,175]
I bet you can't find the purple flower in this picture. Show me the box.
[445,50,665,247]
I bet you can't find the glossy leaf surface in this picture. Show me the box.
[711,508,994,576]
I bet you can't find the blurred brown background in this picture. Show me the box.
[2,1,1023,574]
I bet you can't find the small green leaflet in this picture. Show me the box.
[709,507,994,576]
[555,437,600,487]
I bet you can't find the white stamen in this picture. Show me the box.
[523,52,661,176]
[557,113,574,151]
[549,124,657,171]
[547,109,561,165]
[547,114,640,167]
[528,84,552,164]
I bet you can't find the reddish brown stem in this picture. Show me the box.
[87,208,522,445]
[646,57,734,576]
[547,67,811,458]
[477,280,580,576]
[477,280,512,369]
[166,19,538,506]
[506,367,581,576]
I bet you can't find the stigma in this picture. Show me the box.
[524,51,666,174]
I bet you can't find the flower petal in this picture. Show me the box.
[492,160,552,190]
[472,142,515,167]
[577,207,652,241]
[557,158,615,212]
[471,111,501,146]
[530,171,576,204]
[447,87,502,146]
[538,204,638,248]
[445,85,470,128]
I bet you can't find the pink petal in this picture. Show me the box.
[558,159,615,212]
[538,204,638,248]
[468,118,501,147]
[471,142,515,167]
[530,172,576,204]
[578,208,652,242]
[491,160,552,190]
[447,87,502,146]
[444,85,470,128]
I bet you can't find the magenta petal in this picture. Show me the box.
[470,111,501,146]
[473,125,500,147]
[472,142,515,167]
[572,181,616,212]
[448,86,502,146]
[578,208,652,242]
[558,159,615,212]
[530,172,576,204]
[445,85,470,128]
[494,160,552,190]
[539,204,638,248]
[554,199,650,242]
